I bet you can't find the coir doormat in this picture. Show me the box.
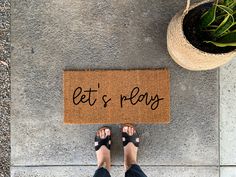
[64,69,170,124]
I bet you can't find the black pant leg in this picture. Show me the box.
[125,164,148,177]
[93,167,111,177]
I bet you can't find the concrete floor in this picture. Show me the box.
[220,59,236,176]
[0,0,10,177]
[10,0,236,176]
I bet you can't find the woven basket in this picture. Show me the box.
[167,0,236,71]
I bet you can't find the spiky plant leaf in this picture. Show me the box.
[205,41,236,47]
[215,14,227,22]
[223,0,234,6]
[217,4,234,14]
[214,15,234,37]
[228,2,236,9]
[219,30,236,40]
[198,0,236,47]
[200,4,217,29]
[205,31,236,47]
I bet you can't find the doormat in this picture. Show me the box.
[64,69,170,124]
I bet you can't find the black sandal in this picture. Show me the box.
[95,127,112,151]
[122,124,139,147]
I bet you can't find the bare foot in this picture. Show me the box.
[122,125,139,171]
[95,128,111,171]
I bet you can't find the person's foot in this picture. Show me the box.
[122,124,139,171]
[95,127,111,171]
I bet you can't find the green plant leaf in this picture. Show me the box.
[219,31,236,41]
[228,2,236,9]
[229,22,236,31]
[200,4,217,29]
[205,41,236,47]
[217,4,234,14]
[205,31,236,47]
[199,0,236,47]
[223,0,234,6]
[215,14,227,23]
[213,15,234,37]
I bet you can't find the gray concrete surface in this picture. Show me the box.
[11,0,218,166]
[10,0,221,176]
[220,58,236,166]
[11,166,219,177]
[220,167,236,177]
[0,0,10,177]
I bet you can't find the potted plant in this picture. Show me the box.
[167,0,236,71]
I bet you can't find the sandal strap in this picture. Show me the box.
[122,132,139,147]
[95,135,111,151]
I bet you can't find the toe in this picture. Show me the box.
[101,129,105,139]
[128,126,132,136]
[133,128,136,134]
[99,129,103,138]
[123,126,128,133]
[131,127,134,135]
[105,128,111,136]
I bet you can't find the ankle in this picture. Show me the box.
[98,159,111,171]
[124,158,137,170]
[124,161,137,171]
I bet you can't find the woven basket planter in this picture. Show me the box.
[167,0,236,71]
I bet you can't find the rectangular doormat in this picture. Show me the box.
[64,69,170,124]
